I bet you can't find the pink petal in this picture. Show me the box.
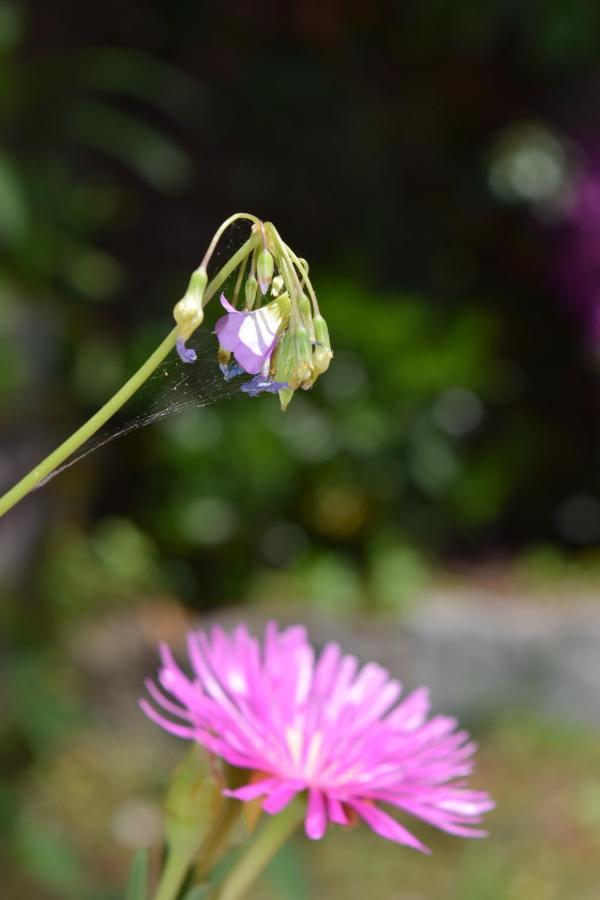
[350,800,430,853]
[305,789,327,840]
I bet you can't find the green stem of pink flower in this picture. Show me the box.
[211,801,304,900]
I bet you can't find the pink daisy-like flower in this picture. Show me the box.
[214,293,288,376]
[140,622,493,852]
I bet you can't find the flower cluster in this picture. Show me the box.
[141,622,493,851]
[173,218,332,410]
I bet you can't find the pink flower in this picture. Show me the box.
[214,293,289,376]
[140,622,493,852]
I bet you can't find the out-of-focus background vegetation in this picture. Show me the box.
[1,2,600,897]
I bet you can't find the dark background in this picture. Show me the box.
[1,2,600,898]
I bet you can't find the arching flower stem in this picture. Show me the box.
[0,232,259,518]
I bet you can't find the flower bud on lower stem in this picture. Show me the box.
[173,267,208,340]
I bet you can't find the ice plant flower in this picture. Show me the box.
[215,293,291,376]
[141,622,494,851]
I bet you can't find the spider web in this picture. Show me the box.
[39,330,244,485]
[39,219,262,485]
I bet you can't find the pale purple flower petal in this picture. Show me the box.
[176,338,197,363]
[215,293,283,375]
[240,375,288,396]
[141,622,494,852]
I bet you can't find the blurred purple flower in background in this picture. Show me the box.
[141,622,493,851]
[558,147,600,343]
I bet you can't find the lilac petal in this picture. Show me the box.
[176,338,197,364]
[214,293,280,375]
[240,375,288,396]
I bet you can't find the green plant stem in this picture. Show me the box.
[153,845,197,900]
[212,802,304,900]
[0,233,258,519]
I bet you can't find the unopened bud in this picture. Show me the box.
[245,275,258,309]
[173,267,207,340]
[271,275,285,297]
[257,249,274,295]
[164,747,222,856]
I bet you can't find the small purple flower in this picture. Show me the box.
[214,293,289,376]
[240,375,288,396]
[176,338,197,364]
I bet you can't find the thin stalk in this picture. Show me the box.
[0,234,258,518]
[231,254,248,309]
[153,845,195,900]
[265,226,302,329]
[283,241,320,316]
[200,214,261,271]
[212,802,304,900]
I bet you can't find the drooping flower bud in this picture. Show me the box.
[256,248,274,295]
[270,275,285,298]
[173,267,207,340]
[244,274,258,309]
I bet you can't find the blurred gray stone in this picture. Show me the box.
[70,591,600,732]
[216,593,600,726]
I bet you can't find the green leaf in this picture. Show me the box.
[80,48,204,118]
[125,849,149,900]
[60,99,194,192]
[0,151,28,240]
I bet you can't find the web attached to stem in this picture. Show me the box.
[38,331,244,486]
